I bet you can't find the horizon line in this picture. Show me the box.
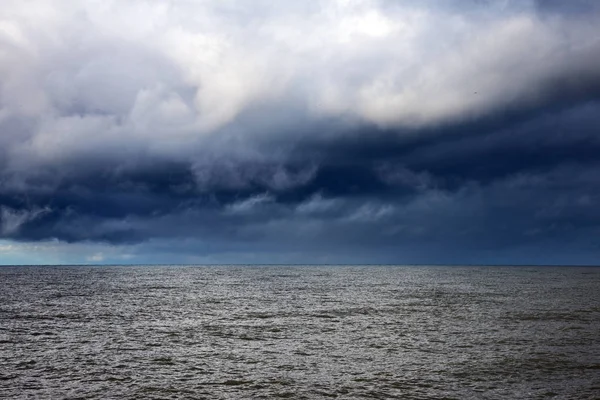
[1,263,600,268]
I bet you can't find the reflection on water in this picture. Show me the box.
[1,266,599,399]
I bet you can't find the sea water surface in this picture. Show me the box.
[0,265,598,399]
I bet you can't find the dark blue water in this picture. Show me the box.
[1,266,598,399]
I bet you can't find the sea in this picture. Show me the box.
[0,265,598,399]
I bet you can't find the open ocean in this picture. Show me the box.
[0,265,598,399]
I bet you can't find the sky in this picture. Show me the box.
[1,0,600,265]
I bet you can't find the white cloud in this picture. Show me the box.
[86,252,105,262]
[0,0,598,169]
[296,194,340,215]
[226,193,274,214]
[345,203,395,222]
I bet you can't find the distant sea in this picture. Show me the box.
[1,265,598,399]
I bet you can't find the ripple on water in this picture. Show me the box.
[0,266,599,399]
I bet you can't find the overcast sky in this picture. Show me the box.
[1,0,600,265]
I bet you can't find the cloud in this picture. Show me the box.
[86,252,105,262]
[1,1,600,263]
[0,206,50,235]
[2,1,599,152]
[226,193,274,215]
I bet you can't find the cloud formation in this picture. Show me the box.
[1,0,599,264]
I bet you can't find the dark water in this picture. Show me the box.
[0,266,598,399]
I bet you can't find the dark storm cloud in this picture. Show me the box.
[4,101,600,256]
[1,0,600,263]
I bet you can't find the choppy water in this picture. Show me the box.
[0,266,599,399]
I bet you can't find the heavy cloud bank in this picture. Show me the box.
[1,0,600,263]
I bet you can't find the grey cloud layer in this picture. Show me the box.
[2,1,599,157]
[1,0,600,262]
